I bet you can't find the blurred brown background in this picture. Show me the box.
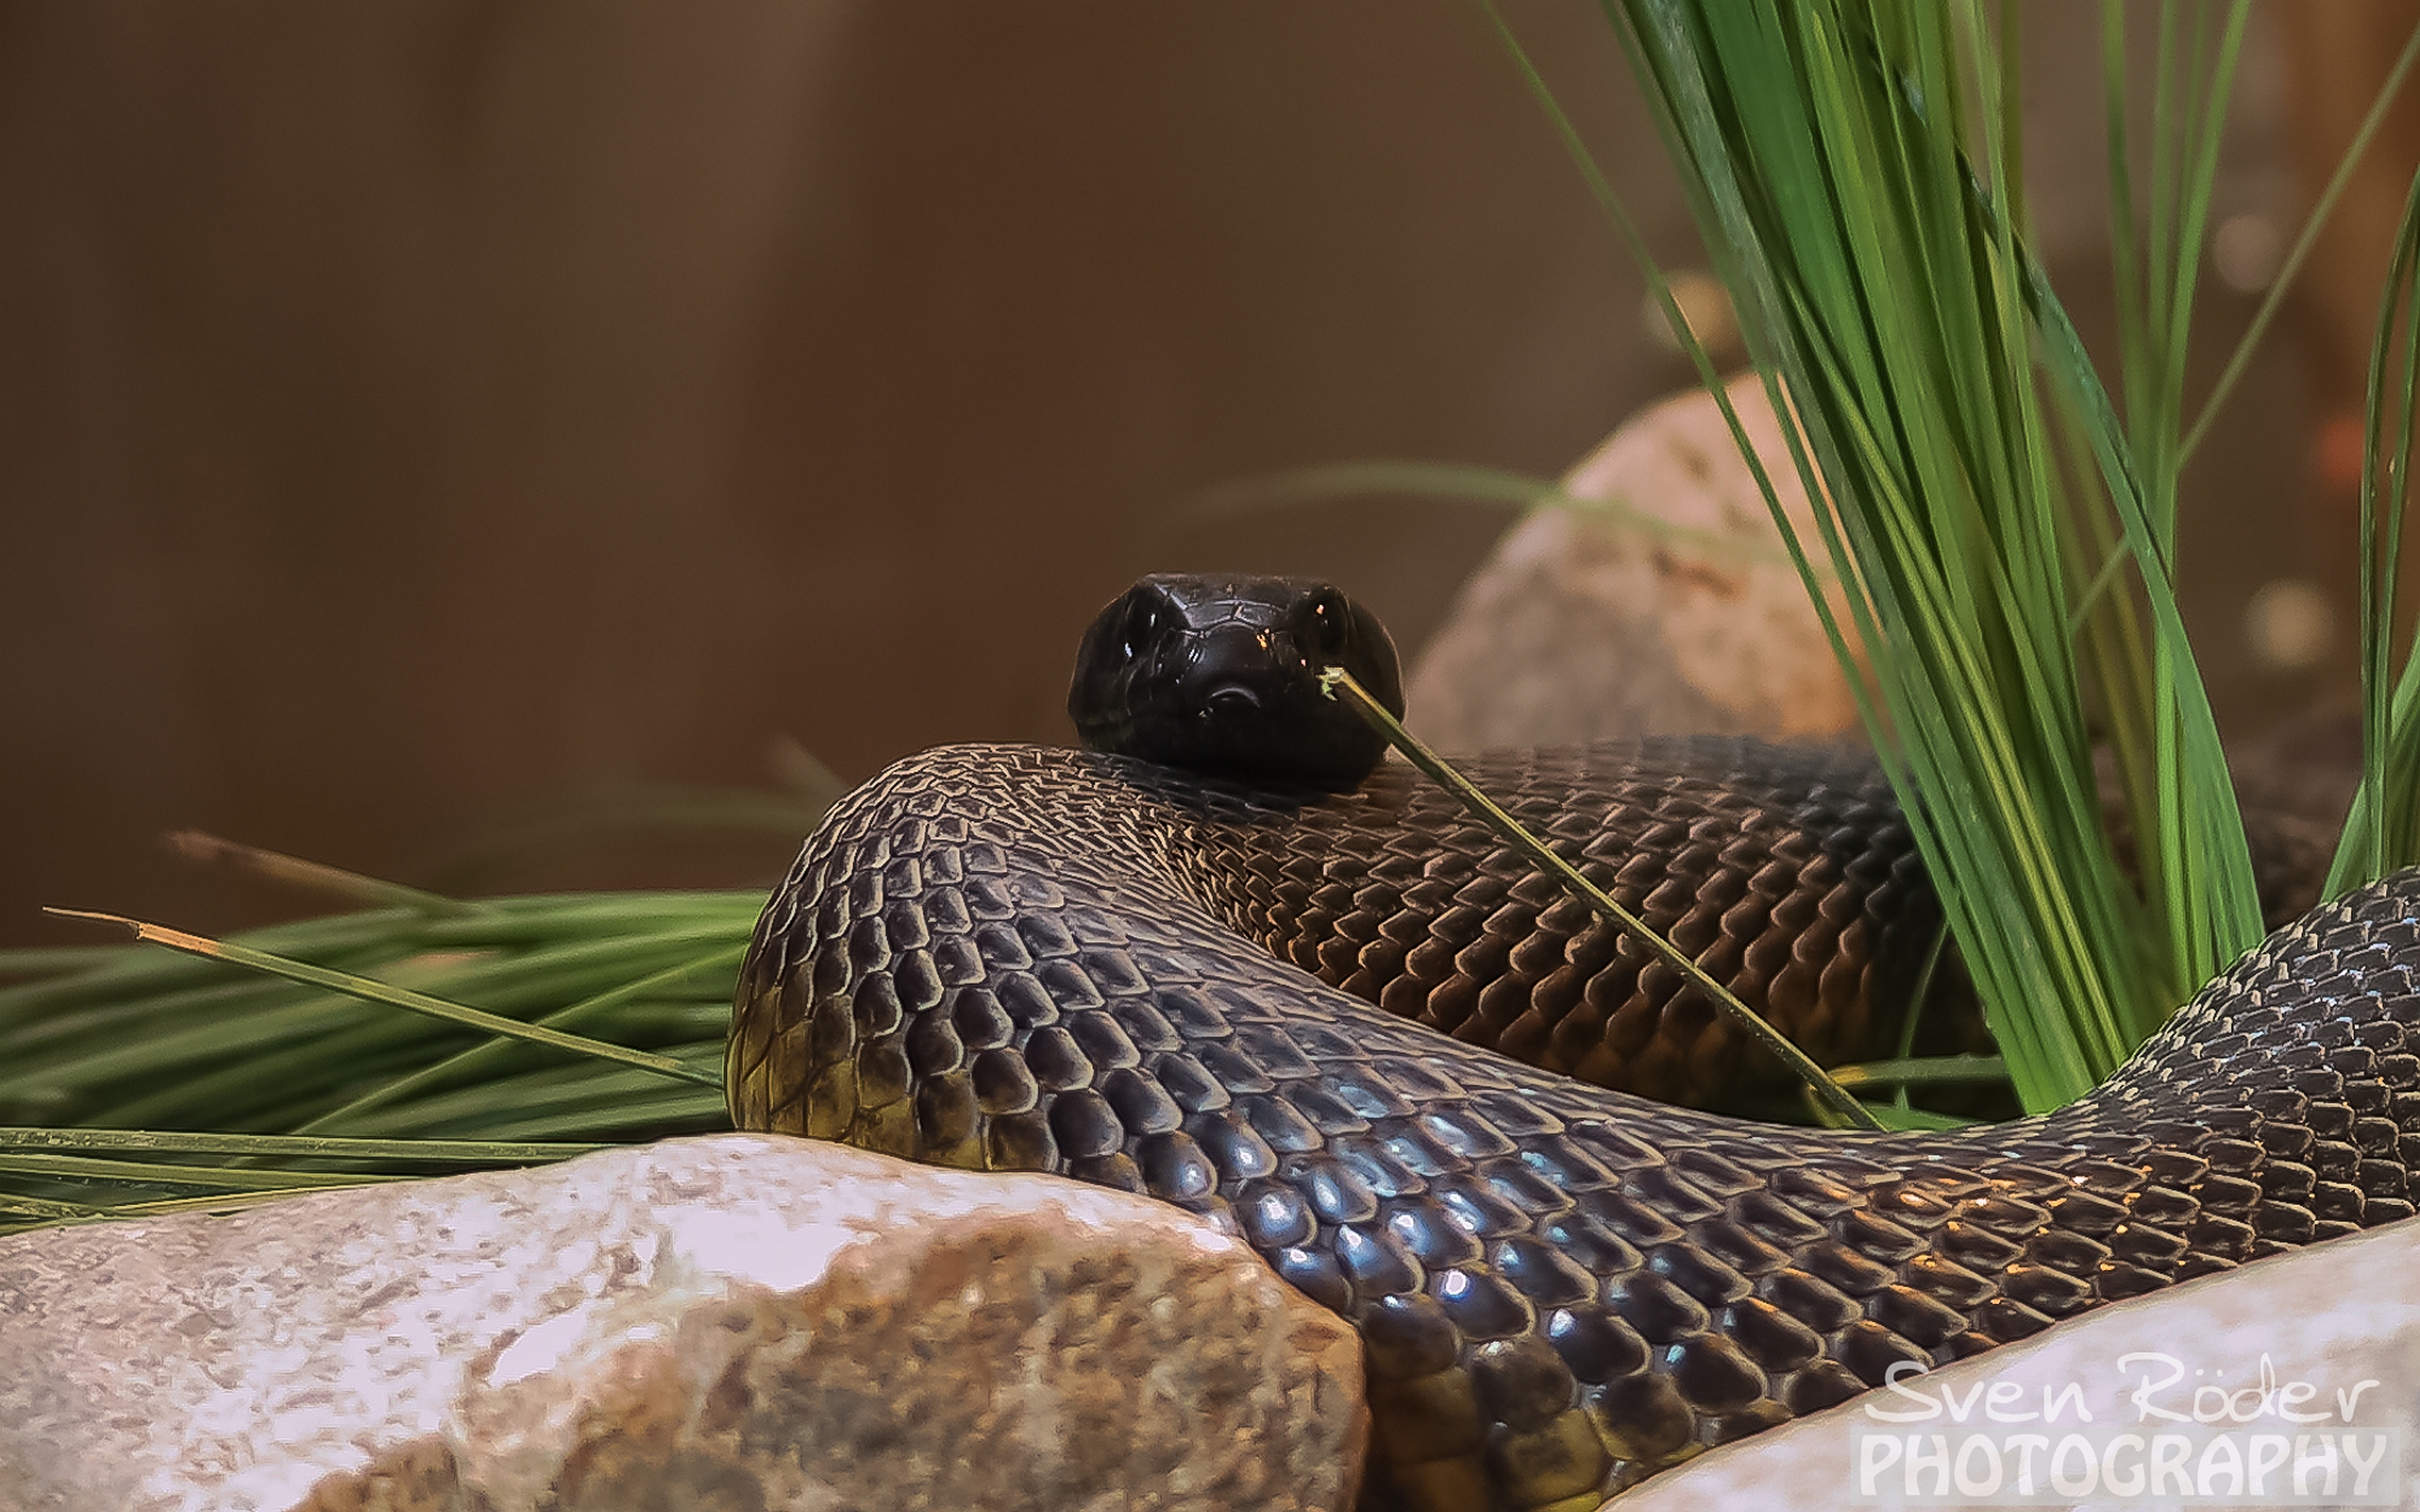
[0,2,2409,947]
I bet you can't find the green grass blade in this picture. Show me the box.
[292,944,743,1135]
[1,1184,391,1231]
[43,909,721,1089]
[0,1152,403,1192]
[2327,161,2420,896]
[162,832,485,917]
[1824,1055,2008,1091]
[0,1194,112,1225]
[2181,18,2420,463]
[0,1128,605,1162]
[1185,460,1807,567]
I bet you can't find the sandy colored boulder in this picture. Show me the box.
[1409,374,1861,749]
[1608,1215,2420,1510]
[0,1133,1365,1512]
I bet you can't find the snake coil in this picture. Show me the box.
[729,575,2420,1511]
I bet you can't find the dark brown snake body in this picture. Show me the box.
[726,730,2420,1510]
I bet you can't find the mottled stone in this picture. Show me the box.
[0,1134,1365,1512]
[1409,374,1860,750]
[1610,1216,2420,1510]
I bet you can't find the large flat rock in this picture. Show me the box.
[0,1133,1366,1512]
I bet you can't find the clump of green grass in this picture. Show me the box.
[1208,5,2420,1125]
[0,887,752,1234]
[1474,0,2420,1114]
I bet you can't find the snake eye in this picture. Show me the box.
[1119,592,1165,662]
[1301,587,1355,660]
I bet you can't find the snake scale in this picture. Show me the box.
[726,575,2420,1510]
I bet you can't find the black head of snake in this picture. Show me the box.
[730,573,2420,1511]
[1067,572,1406,791]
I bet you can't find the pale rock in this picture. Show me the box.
[0,1133,1366,1512]
[1409,374,1862,749]
[1608,1216,2420,1511]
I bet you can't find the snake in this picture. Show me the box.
[725,573,2420,1511]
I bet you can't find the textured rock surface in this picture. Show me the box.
[0,1133,1366,1512]
[1608,1215,2420,1510]
[1409,374,1861,750]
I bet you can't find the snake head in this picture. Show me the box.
[1068,573,1405,790]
